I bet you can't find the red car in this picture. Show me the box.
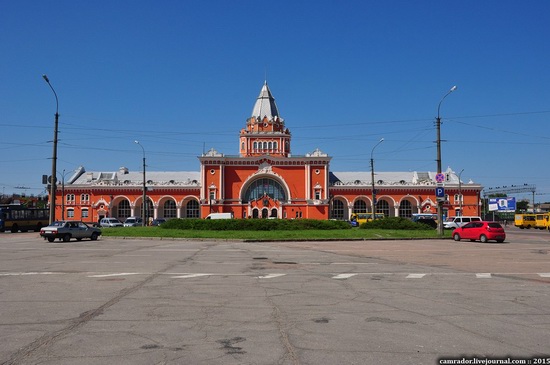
[452,221,506,243]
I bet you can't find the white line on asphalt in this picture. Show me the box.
[87,273,141,278]
[257,274,286,279]
[0,272,61,276]
[332,273,358,280]
[406,273,427,279]
[171,273,212,279]
[476,273,492,279]
[538,273,550,277]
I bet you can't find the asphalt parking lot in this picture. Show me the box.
[1,228,549,365]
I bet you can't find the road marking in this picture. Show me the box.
[406,273,426,279]
[476,273,492,279]
[257,274,286,279]
[0,272,61,276]
[538,273,550,278]
[87,273,141,278]
[171,273,212,279]
[332,273,357,280]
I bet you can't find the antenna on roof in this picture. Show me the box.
[202,142,205,156]
[265,67,268,84]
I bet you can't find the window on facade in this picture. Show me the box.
[376,200,390,217]
[399,200,413,218]
[315,190,321,200]
[186,200,199,218]
[242,178,286,202]
[81,194,89,202]
[164,200,177,218]
[454,194,463,203]
[241,142,244,150]
[66,194,75,202]
[118,200,131,220]
[332,199,345,220]
[209,190,216,201]
[353,200,367,213]
[253,141,257,150]
[273,141,278,150]
[67,208,74,218]
[268,142,272,150]
[82,208,89,218]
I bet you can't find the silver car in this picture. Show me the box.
[99,218,123,227]
[40,221,102,242]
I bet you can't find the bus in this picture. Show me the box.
[535,213,550,230]
[0,205,49,233]
[350,212,385,225]
[514,213,536,229]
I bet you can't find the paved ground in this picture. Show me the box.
[0,228,549,364]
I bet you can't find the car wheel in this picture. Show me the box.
[63,234,71,242]
[11,224,19,233]
[47,237,54,242]
[453,233,461,241]
[480,234,488,243]
[91,232,98,241]
[76,238,82,241]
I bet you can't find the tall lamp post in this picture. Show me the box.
[134,141,147,226]
[371,138,384,220]
[43,74,59,225]
[436,85,457,236]
[458,168,464,217]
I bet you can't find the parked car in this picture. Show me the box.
[151,218,167,226]
[40,221,102,242]
[452,221,505,243]
[99,218,123,227]
[123,216,143,227]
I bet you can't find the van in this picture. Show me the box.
[350,213,384,225]
[514,214,536,229]
[443,216,482,229]
[205,212,233,219]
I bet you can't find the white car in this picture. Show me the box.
[123,217,143,227]
[99,218,123,227]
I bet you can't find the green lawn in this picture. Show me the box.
[101,227,452,241]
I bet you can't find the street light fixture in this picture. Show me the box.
[134,140,147,226]
[371,138,384,221]
[458,169,464,217]
[43,74,59,225]
[436,85,457,236]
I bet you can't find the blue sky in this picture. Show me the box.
[1,1,549,203]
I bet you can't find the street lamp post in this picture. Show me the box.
[371,138,384,221]
[458,169,464,217]
[134,141,147,226]
[436,85,457,236]
[43,74,59,225]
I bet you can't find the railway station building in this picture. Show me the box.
[56,82,483,224]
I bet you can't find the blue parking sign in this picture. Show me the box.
[435,187,445,198]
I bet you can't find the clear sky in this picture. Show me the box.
[1,1,549,204]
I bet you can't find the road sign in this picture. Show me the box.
[435,173,445,183]
[435,187,445,198]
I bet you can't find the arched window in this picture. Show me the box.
[376,200,390,217]
[186,200,199,218]
[399,200,413,218]
[117,199,131,220]
[163,200,177,218]
[353,200,367,213]
[263,141,267,150]
[273,141,278,150]
[253,141,257,150]
[332,199,345,220]
[242,178,286,202]
[268,142,272,150]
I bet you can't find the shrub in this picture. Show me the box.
[161,218,351,231]
[361,217,435,230]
